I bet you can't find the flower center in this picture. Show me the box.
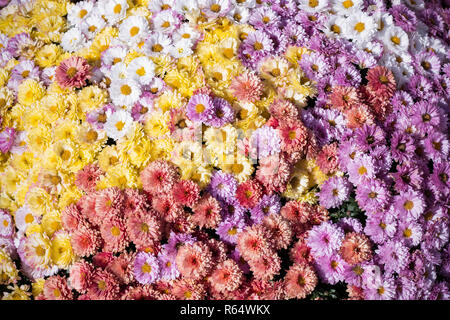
[136,67,146,76]
[358,166,367,175]
[309,0,318,7]
[227,227,237,235]
[111,226,121,237]
[120,84,131,95]
[141,263,152,273]
[98,280,106,290]
[210,4,221,12]
[253,41,263,51]
[141,223,149,232]
[391,36,401,45]
[397,143,406,152]
[379,222,386,229]
[161,21,170,28]
[53,289,61,297]
[113,4,122,14]
[331,24,341,34]
[129,26,140,37]
[61,150,71,161]
[152,44,163,52]
[377,286,385,295]
[262,16,270,23]
[439,173,448,183]
[25,213,34,224]
[35,245,46,257]
[66,67,78,78]
[354,22,365,33]
[421,61,431,71]
[232,163,243,174]
[288,130,297,140]
[422,113,431,122]
[403,200,414,211]
[195,103,205,114]
[2,219,8,227]
[343,0,354,8]
[297,275,305,286]
[403,228,412,238]
[368,191,377,199]
[79,9,88,18]
[115,121,125,131]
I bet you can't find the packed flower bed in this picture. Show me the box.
[0,0,449,300]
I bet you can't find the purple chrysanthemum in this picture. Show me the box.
[319,176,352,209]
[315,253,348,285]
[216,215,246,244]
[204,97,235,128]
[0,128,15,153]
[250,126,281,159]
[355,178,390,213]
[307,222,345,258]
[364,210,397,244]
[185,93,215,123]
[390,131,416,163]
[250,194,281,224]
[394,189,425,221]
[347,154,377,185]
[208,170,237,203]
[134,252,160,284]
[157,250,180,281]
[376,240,410,274]
[354,124,385,152]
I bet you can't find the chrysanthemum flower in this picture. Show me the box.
[126,209,162,249]
[236,224,272,261]
[175,241,213,280]
[307,222,345,258]
[255,154,290,194]
[68,260,94,293]
[55,56,91,89]
[339,232,372,265]
[95,187,124,221]
[43,276,73,300]
[191,194,222,229]
[87,270,120,300]
[366,66,396,99]
[290,236,314,265]
[75,163,103,193]
[284,263,318,299]
[134,252,160,285]
[100,216,129,253]
[172,179,200,207]
[229,71,263,103]
[319,176,352,209]
[140,160,179,195]
[262,214,292,250]
[71,225,102,257]
[248,251,281,281]
[209,259,243,293]
[235,179,263,209]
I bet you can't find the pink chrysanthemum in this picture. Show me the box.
[284,263,318,299]
[71,225,102,257]
[107,251,136,285]
[78,191,100,224]
[99,216,129,253]
[175,241,213,280]
[55,56,91,89]
[92,252,114,269]
[126,209,162,249]
[236,179,263,209]
[262,214,292,250]
[206,238,228,265]
[123,188,148,214]
[152,194,183,222]
[339,232,373,265]
[290,236,314,265]
[229,71,263,103]
[256,154,291,194]
[68,260,94,293]
[345,104,375,129]
[140,160,179,195]
[269,99,299,120]
[61,203,84,232]
[191,195,222,229]
[43,275,73,300]
[248,251,281,281]
[171,279,207,300]
[329,85,361,112]
[280,201,312,224]
[87,270,120,300]
[75,163,103,193]
[172,179,200,207]
[366,66,396,99]
[278,119,309,154]
[209,259,243,293]
[316,142,339,175]
[95,187,125,221]
[236,224,272,261]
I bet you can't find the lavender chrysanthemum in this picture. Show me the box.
[307,222,345,258]
[208,171,238,203]
[134,252,160,284]
[185,93,215,123]
[319,176,351,209]
[250,194,281,224]
[250,126,281,159]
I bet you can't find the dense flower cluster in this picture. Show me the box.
[0,0,448,300]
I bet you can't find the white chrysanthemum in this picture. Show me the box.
[227,6,251,24]
[321,15,347,38]
[356,40,384,58]
[109,79,141,109]
[80,13,106,39]
[199,0,232,18]
[148,0,175,13]
[67,0,95,26]
[104,110,134,140]
[298,0,329,12]
[382,26,409,53]
[382,58,413,87]
[118,15,149,45]
[169,39,193,58]
[101,46,128,68]
[143,32,172,56]
[152,10,178,34]
[232,0,256,9]
[372,12,394,36]
[172,23,200,44]
[109,61,128,82]
[332,0,362,15]
[14,205,41,233]
[126,56,156,85]
[101,0,129,25]
[409,33,447,60]
[60,27,87,52]
[172,0,198,15]
[343,11,376,43]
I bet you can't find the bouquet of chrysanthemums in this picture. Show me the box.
[0,0,448,300]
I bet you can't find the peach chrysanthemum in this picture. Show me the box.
[366,66,396,100]
[106,251,136,285]
[236,224,272,261]
[339,232,373,265]
[55,56,91,89]
[126,209,162,249]
[43,275,73,300]
[152,194,183,222]
[71,225,102,257]
[87,270,120,300]
[280,201,312,224]
[289,235,314,265]
[278,119,309,155]
[123,188,148,216]
[95,187,125,221]
[284,263,318,299]
[256,154,291,194]
[269,99,299,120]
[316,142,339,175]
[68,260,94,293]
[329,85,361,112]
[345,104,375,129]
[236,179,263,209]
[171,279,207,300]
[209,259,243,293]
[229,71,263,103]
[61,203,84,232]
[191,195,222,229]
[140,160,179,195]
[262,214,292,250]
[99,216,129,253]
[248,251,281,281]
[175,241,213,280]
[75,163,103,193]
[172,179,200,207]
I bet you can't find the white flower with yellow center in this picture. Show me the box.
[101,0,129,25]
[322,15,347,38]
[332,0,362,16]
[110,78,141,109]
[382,26,409,53]
[152,10,178,34]
[14,206,41,234]
[343,11,376,43]
[67,0,94,26]
[232,0,256,9]
[20,232,52,268]
[101,47,128,70]
[298,0,330,13]
[119,16,149,45]
[126,56,156,85]
[60,27,87,52]
[104,110,133,140]
[143,32,172,57]
[172,23,200,44]
[81,14,106,40]
[148,0,175,13]
[227,6,251,24]
[401,0,425,11]
[169,39,194,58]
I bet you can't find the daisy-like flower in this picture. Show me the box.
[250,126,281,159]
[43,276,73,300]
[319,176,352,209]
[332,0,362,15]
[375,240,409,274]
[102,0,129,25]
[394,189,425,221]
[248,6,280,28]
[67,0,95,26]
[229,71,263,103]
[71,226,102,257]
[192,195,222,229]
[397,220,423,247]
[185,93,215,123]
[104,109,133,141]
[68,260,94,293]
[364,210,397,244]
[143,32,172,56]
[87,270,120,300]
[364,275,396,300]
[134,252,160,285]
[216,215,246,244]
[169,39,194,59]
[315,253,348,285]
[298,0,329,12]
[126,209,162,249]
[343,11,376,43]
[208,170,237,203]
[172,23,200,44]
[100,216,129,253]
[75,163,103,193]
[17,232,52,269]
[109,79,141,109]
[201,0,232,19]
[126,57,155,86]
[140,160,179,195]
[307,222,345,258]
[152,10,179,34]
[347,153,376,185]
[236,179,263,209]
[118,16,149,45]
[0,127,15,153]
[382,25,409,53]
[355,178,390,213]
[81,14,106,39]
[61,27,87,52]
[240,30,274,60]
[157,249,180,281]
[0,209,13,238]
[14,205,41,233]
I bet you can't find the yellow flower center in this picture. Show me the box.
[421,61,431,70]
[354,22,365,33]
[66,67,78,78]
[195,103,205,113]
[3,219,9,227]
[227,227,237,235]
[331,24,341,34]
[25,213,34,224]
[35,245,46,257]
[120,84,131,95]
[379,222,386,229]
[152,44,163,52]
[79,9,88,18]
[111,226,121,237]
[379,75,389,84]
[136,67,146,76]
[271,68,281,77]
[391,36,401,45]
[182,33,191,39]
[330,260,338,269]
[88,25,97,32]
[403,228,412,238]
[129,26,140,37]
[233,13,242,22]
[113,57,122,65]
[50,175,61,185]
[289,130,297,140]
[161,4,171,10]
[21,70,30,78]
[245,190,253,198]
[403,200,414,211]
[309,0,319,7]
[332,188,339,196]
[113,4,122,14]
[118,176,127,185]
[343,0,354,8]
[262,16,270,23]
[232,163,243,174]
[53,289,61,297]
[141,263,152,273]
[161,21,170,28]
[368,192,377,199]
[358,166,367,175]
[210,4,221,12]
[115,121,125,131]
[141,223,149,232]
[98,280,106,290]
[86,130,98,142]
[253,41,263,50]
[166,261,171,267]
[377,286,385,295]
[61,150,71,161]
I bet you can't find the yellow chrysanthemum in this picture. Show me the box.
[35,44,63,68]
[50,231,74,269]
[17,79,45,106]
[32,279,45,298]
